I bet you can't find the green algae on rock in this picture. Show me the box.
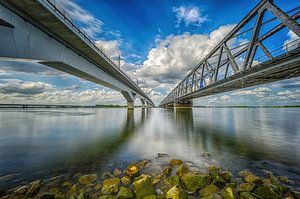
[132,175,155,199]
[117,186,133,199]
[169,159,183,167]
[125,164,140,177]
[165,185,188,199]
[78,174,97,185]
[199,184,218,197]
[102,178,121,194]
[181,172,211,193]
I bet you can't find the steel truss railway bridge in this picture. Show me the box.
[0,0,299,109]
[160,0,300,108]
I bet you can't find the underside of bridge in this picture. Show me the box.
[160,0,300,108]
[0,0,154,109]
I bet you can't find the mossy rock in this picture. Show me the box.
[78,174,97,185]
[125,164,140,177]
[199,185,218,197]
[253,184,277,199]
[209,165,221,178]
[238,170,253,178]
[244,175,263,184]
[181,172,211,193]
[239,183,255,192]
[27,180,42,197]
[138,160,149,167]
[239,192,257,199]
[143,195,157,199]
[102,178,121,194]
[165,185,188,199]
[117,187,133,199]
[221,187,235,199]
[69,184,79,196]
[36,192,55,199]
[113,168,122,177]
[169,159,183,167]
[220,170,232,183]
[62,181,72,187]
[121,176,131,186]
[162,166,172,176]
[277,176,289,184]
[176,165,189,177]
[99,195,117,199]
[94,183,102,190]
[292,191,300,199]
[159,175,181,193]
[132,175,155,199]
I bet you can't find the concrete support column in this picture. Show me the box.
[141,99,146,109]
[165,103,174,109]
[127,101,134,110]
[175,99,193,108]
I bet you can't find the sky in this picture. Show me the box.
[0,0,299,106]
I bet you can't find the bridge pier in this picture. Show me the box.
[141,99,146,109]
[164,103,174,109]
[127,101,134,110]
[175,100,193,109]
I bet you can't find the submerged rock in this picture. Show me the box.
[121,176,131,186]
[176,165,189,177]
[169,159,183,167]
[253,184,276,199]
[69,184,79,196]
[132,175,155,199]
[239,192,256,199]
[181,172,211,193]
[165,185,188,199]
[239,182,255,192]
[117,186,133,199]
[36,192,55,199]
[244,175,262,184]
[199,184,218,197]
[157,175,180,193]
[238,170,253,178]
[220,170,232,183]
[113,168,122,177]
[78,174,97,185]
[102,178,121,194]
[221,187,235,199]
[27,180,42,197]
[125,164,140,177]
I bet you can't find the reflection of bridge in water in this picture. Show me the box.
[160,0,300,108]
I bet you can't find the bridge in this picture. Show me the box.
[160,0,300,108]
[0,0,154,109]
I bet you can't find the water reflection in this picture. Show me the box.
[0,108,299,189]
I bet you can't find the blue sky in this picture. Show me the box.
[0,0,299,106]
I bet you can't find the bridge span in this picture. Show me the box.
[160,0,300,108]
[0,0,154,109]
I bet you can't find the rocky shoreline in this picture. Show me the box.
[1,156,300,199]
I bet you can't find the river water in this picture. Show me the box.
[0,108,300,189]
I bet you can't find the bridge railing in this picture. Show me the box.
[160,0,300,106]
[39,0,152,103]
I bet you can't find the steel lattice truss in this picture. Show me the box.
[160,0,300,106]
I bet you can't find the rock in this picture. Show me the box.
[78,192,90,199]
[138,160,149,167]
[78,174,97,185]
[238,170,253,178]
[152,174,164,186]
[27,180,42,197]
[202,152,211,158]
[102,178,121,194]
[62,181,72,187]
[157,176,180,193]
[169,159,183,167]
[157,153,169,158]
[14,185,28,195]
[176,165,189,177]
[209,165,221,180]
[244,175,263,184]
[277,176,289,184]
[37,192,55,199]
[239,183,255,192]
[225,182,238,189]
[99,195,117,199]
[94,182,102,190]
[113,168,122,177]
[162,166,172,176]
[199,185,218,197]
[117,187,132,199]
[221,187,235,199]
[239,192,256,199]
[253,184,276,199]
[54,192,66,199]
[69,184,79,196]
[125,164,140,177]
[49,187,59,194]
[220,170,232,183]
[165,185,188,199]
[143,195,157,199]
[239,182,255,192]
[132,175,155,199]
[121,176,131,186]
[292,191,300,199]
[181,172,211,193]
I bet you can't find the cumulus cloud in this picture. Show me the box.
[173,6,208,27]
[95,39,121,60]
[284,30,299,51]
[0,80,54,95]
[56,0,103,38]
[232,87,272,98]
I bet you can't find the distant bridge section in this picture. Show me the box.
[0,0,154,109]
[160,0,300,108]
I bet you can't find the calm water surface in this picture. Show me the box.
[0,108,300,189]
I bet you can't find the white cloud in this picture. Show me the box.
[95,39,122,59]
[232,87,272,98]
[56,0,103,38]
[0,80,54,95]
[284,30,299,52]
[173,6,208,27]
